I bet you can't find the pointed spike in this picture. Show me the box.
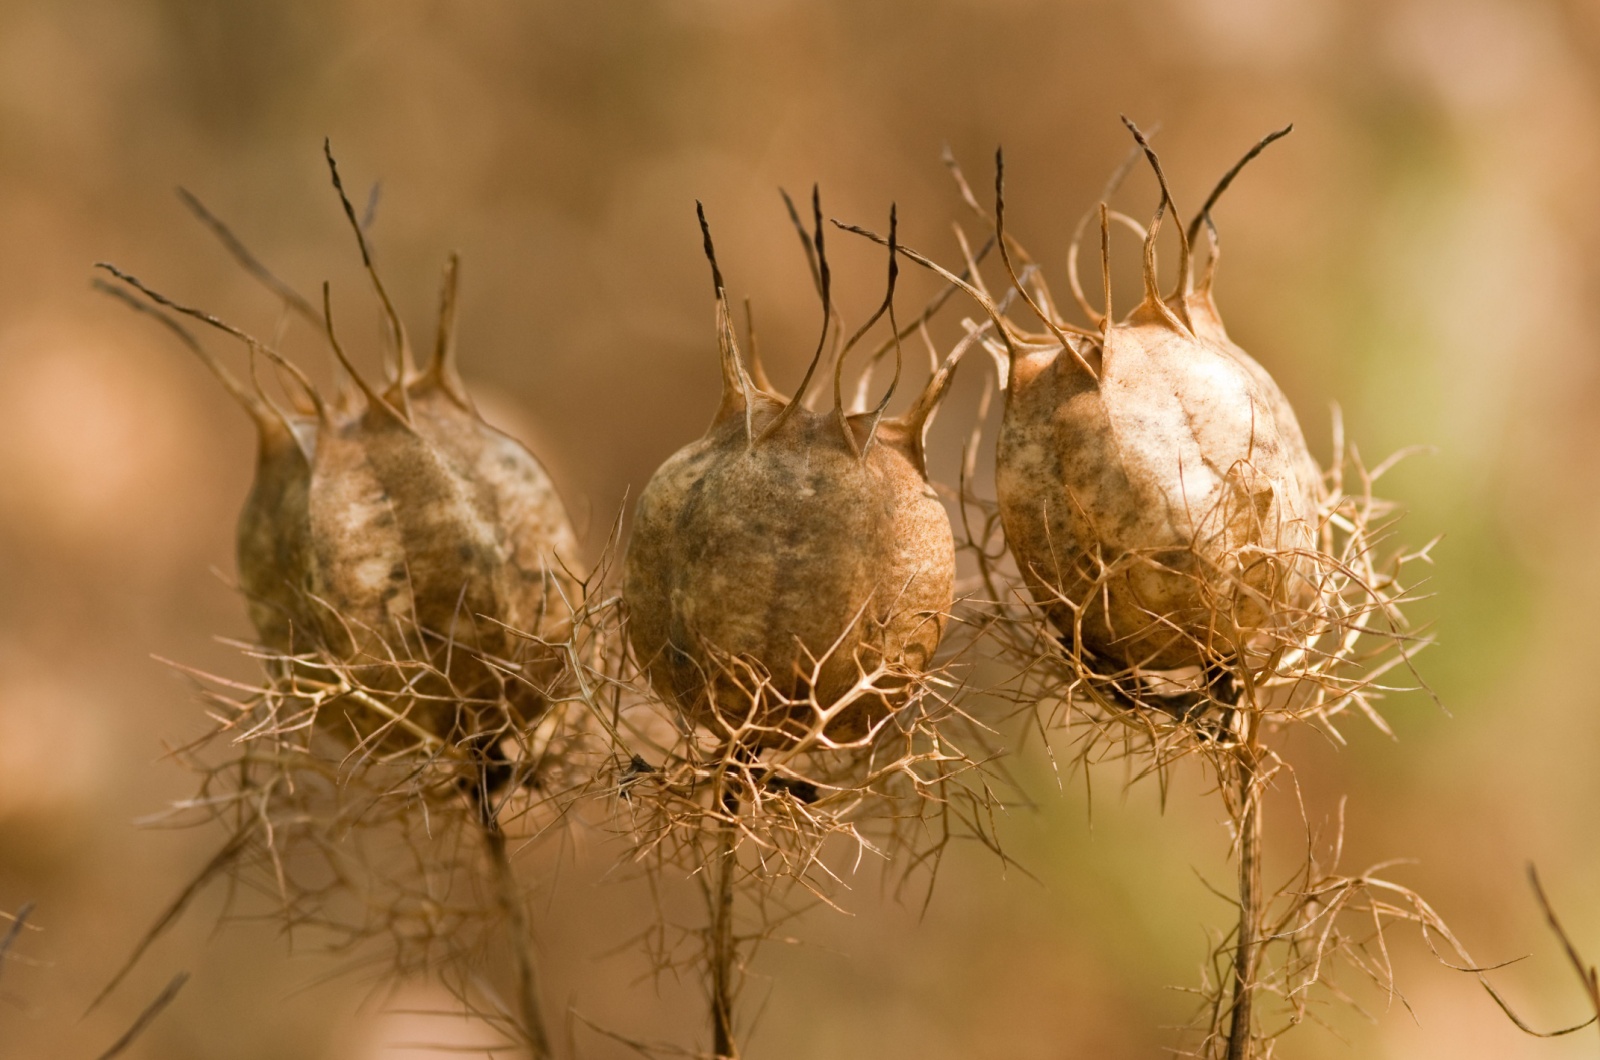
[742,297,778,396]
[715,297,754,443]
[757,185,834,444]
[812,184,831,312]
[778,187,823,298]
[1120,116,1193,309]
[837,204,904,457]
[904,347,960,432]
[695,200,725,296]
[696,203,753,435]
[1186,124,1293,251]
[892,342,965,477]
[431,253,458,375]
[322,281,407,427]
[324,139,415,407]
[428,252,474,410]
[92,276,271,429]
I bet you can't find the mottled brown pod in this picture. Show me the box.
[992,127,1320,670]
[100,155,579,743]
[303,269,577,734]
[623,201,956,747]
[291,154,579,735]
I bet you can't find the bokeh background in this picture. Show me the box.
[2,1,1598,1057]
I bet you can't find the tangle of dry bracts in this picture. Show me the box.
[114,559,621,1060]
[1177,807,1600,1058]
[580,636,998,1059]
[957,411,1442,1057]
[601,647,993,898]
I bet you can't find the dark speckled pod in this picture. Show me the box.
[103,169,580,749]
[624,207,956,747]
[297,267,577,737]
[402,257,580,657]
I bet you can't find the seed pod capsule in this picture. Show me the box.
[991,128,1320,671]
[100,157,580,744]
[301,278,576,737]
[623,200,956,747]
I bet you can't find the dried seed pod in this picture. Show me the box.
[292,146,577,735]
[623,200,956,747]
[303,290,574,736]
[991,127,1320,669]
[100,157,580,742]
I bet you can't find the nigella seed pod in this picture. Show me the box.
[100,151,581,743]
[623,197,957,748]
[304,286,574,734]
[990,125,1320,670]
[289,148,579,734]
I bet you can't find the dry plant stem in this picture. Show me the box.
[1528,865,1600,1049]
[1226,726,1262,1060]
[709,816,740,1060]
[94,972,189,1060]
[482,819,554,1060]
[0,902,35,990]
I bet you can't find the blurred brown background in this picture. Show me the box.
[2,0,1599,1057]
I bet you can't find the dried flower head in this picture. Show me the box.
[600,194,1001,1060]
[102,146,579,749]
[622,195,956,749]
[986,125,1321,672]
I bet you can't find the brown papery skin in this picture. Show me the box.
[996,288,1320,671]
[405,372,581,725]
[235,415,316,655]
[404,371,580,650]
[624,386,954,747]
